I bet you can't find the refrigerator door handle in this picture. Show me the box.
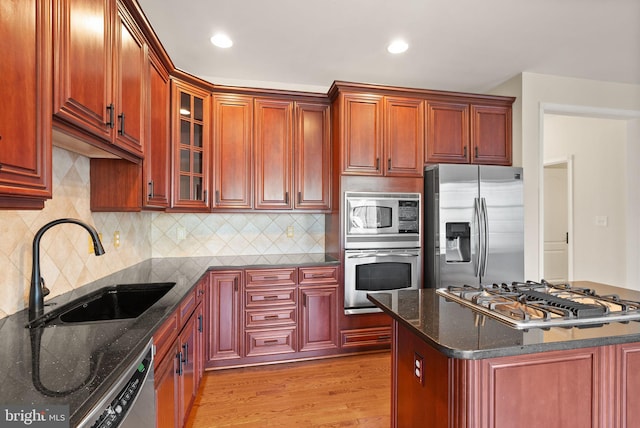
[480,197,489,277]
[473,197,482,278]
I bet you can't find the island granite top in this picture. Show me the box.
[367,281,640,360]
[0,253,338,426]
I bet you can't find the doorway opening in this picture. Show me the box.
[543,158,572,282]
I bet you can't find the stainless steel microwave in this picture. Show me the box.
[344,191,421,249]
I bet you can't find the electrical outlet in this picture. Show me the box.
[114,231,120,249]
[595,216,608,227]
[177,226,187,241]
[286,226,294,238]
[414,353,424,385]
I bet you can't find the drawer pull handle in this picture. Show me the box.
[263,339,279,345]
[378,335,391,341]
[310,274,329,278]
[176,352,183,375]
[181,343,189,363]
[263,295,279,300]
[262,276,280,280]
[264,315,279,320]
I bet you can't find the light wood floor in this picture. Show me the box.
[186,352,391,427]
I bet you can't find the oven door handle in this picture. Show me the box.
[346,253,418,258]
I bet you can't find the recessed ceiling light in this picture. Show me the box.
[210,33,233,49]
[387,39,409,54]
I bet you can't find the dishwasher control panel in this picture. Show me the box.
[82,345,154,428]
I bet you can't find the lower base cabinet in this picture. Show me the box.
[206,266,340,368]
[392,320,640,428]
[154,282,205,428]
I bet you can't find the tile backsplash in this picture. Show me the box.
[0,147,325,318]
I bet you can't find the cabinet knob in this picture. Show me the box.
[376,158,380,171]
[475,146,479,157]
[148,181,154,199]
[387,158,391,170]
[463,146,467,158]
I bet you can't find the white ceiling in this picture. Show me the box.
[137,0,640,94]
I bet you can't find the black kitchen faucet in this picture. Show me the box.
[29,218,105,322]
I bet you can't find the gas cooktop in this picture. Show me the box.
[437,280,640,329]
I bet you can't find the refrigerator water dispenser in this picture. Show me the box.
[445,223,470,262]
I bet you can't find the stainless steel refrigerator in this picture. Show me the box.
[424,164,524,288]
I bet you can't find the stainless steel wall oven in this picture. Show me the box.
[344,192,422,314]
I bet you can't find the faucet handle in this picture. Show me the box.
[40,277,50,297]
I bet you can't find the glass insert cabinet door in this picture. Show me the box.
[171,79,211,210]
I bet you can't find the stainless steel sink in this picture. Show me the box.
[27,282,175,328]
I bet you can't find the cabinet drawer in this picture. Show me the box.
[245,328,297,357]
[154,311,179,365]
[245,268,296,287]
[298,266,338,285]
[245,288,296,307]
[341,327,392,349]
[245,308,296,328]
[179,288,197,324]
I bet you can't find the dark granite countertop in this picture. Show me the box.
[368,281,640,360]
[0,254,338,426]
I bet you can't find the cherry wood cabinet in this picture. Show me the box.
[254,99,293,209]
[425,99,512,166]
[212,94,253,209]
[340,93,384,175]
[0,0,52,209]
[88,49,169,212]
[384,97,425,176]
[205,265,340,369]
[52,0,146,160]
[143,51,171,208]
[391,320,640,428]
[154,282,205,428]
[170,79,211,211]
[336,91,424,177]
[206,271,242,364]
[212,96,330,212]
[294,102,331,210]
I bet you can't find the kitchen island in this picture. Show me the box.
[368,283,640,428]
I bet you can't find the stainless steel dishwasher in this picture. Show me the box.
[78,339,156,427]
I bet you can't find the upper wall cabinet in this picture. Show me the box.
[425,99,512,166]
[335,91,423,177]
[170,79,211,212]
[0,0,52,209]
[213,93,331,212]
[213,94,253,209]
[52,0,146,161]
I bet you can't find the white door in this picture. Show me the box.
[543,163,569,282]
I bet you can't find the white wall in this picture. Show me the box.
[491,72,640,283]
[627,119,640,288]
[544,115,627,286]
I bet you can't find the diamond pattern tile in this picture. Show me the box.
[0,147,326,318]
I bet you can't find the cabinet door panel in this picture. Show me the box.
[170,80,211,211]
[299,286,338,352]
[0,0,51,205]
[471,104,512,165]
[213,95,253,209]
[425,101,470,164]
[342,94,383,175]
[207,272,242,362]
[178,313,197,427]
[385,97,424,177]
[144,53,170,208]
[155,345,179,428]
[53,0,112,140]
[114,6,145,156]
[254,99,293,209]
[294,102,331,209]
